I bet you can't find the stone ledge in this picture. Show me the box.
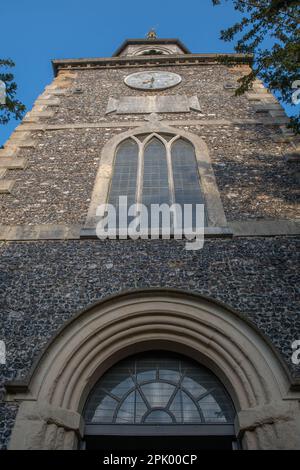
[0,180,15,193]
[0,225,233,240]
[80,227,234,239]
[0,222,299,241]
[0,224,81,241]
[52,53,253,76]
[16,124,47,132]
[0,157,27,169]
[14,118,273,133]
[0,169,7,178]
[230,220,300,237]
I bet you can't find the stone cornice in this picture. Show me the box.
[52,53,253,76]
[16,118,275,133]
[0,220,299,242]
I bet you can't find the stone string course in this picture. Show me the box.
[0,220,299,241]
[0,237,299,448]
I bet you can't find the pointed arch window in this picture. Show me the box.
[108,139,139,209]
[142,138,170,207]
[107,133,207,228]
[172,139,204,206]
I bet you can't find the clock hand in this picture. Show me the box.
[143,77,156,85]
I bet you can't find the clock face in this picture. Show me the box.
[124,71,182,90]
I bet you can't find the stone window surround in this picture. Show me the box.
[83,122,229,236]
[4,289,300,450]
[109,133,205,209]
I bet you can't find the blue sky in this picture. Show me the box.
[0,0,297,146]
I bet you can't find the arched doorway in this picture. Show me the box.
[83,351,238,450]
[5,290,300,450]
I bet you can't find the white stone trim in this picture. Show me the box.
[0,221,298,241]
[15,118,270,132]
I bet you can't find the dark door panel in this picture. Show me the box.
[85,435,237,451]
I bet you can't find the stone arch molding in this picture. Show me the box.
[133,46,172,56]
[6,290,300,450]
[83,122,228,232]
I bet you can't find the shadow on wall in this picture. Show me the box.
[212,151,299,220]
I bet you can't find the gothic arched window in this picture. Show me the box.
[108,139,139,209]
[172,139,204,206]
[107,133,207,227]
[142,138,170,207]
[84,352,236,425]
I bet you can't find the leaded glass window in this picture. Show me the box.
[84,352,235,425]
[172,139,204,206]
[108,139,138,227]
[172,138,206,227]
[107,134,207,228]
[142,138,170,207]
[108,139,138,209]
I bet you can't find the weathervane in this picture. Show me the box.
[147,28,157,40]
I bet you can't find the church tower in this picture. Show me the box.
[0,33,299,451]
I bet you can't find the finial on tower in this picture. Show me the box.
[147,28,157,40]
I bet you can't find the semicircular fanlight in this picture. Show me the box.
[84,352,236,425]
